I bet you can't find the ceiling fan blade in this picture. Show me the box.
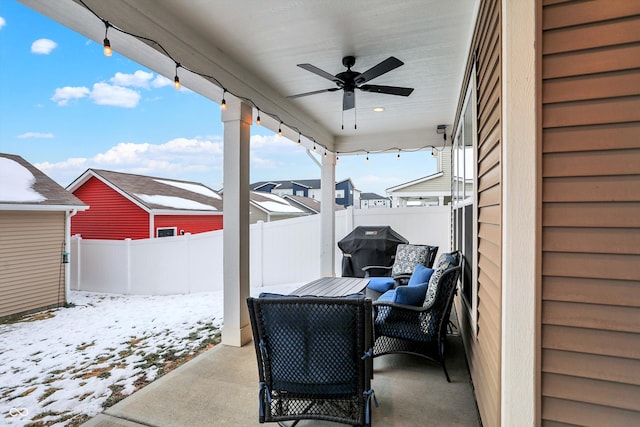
[288,88,340,99]
[297,63,344,83]
[343,91,355,110]
[355,56,404,84]
[359,84,414,96]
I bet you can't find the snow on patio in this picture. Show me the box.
[1,283,300,427]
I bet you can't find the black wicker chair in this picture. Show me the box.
[364,244,439,299]
[247,294,376,426]
[372,263,461,382]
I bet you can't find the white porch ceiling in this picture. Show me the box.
[20,0,478,155]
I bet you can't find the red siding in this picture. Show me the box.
[154,214,223,236]
[71,177,150,239]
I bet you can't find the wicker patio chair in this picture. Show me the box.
[247,294,376,426]
[364,244,439,298]
[373,254,461,382]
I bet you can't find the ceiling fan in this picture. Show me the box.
[289,56,414,111]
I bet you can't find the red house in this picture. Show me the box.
[67,169,223,240]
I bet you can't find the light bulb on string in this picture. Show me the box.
[278,122,283,137]
[324,150,327,157]
[313,144,317,152]
[366,152,369,162]
[221,90,227,111]
[102,20,112,57]
[256,110,261,125]
[297,134,301,146]
[173,63,181,90]
[397,149,401,160]
[336,153,340,162]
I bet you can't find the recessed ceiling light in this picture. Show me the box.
[373,107,385,112]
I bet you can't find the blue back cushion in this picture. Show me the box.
[408,264,434,287]
[394,282,429,306]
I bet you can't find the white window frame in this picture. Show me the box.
[156,227,177,238]
[453,62,479,336]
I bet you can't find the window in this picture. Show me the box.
[335,189,345,199]
[157,227,177,238]
[452,62,478,333]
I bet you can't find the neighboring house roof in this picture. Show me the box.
[360,192,389,200]
[67,169,223,213]
[283,194,346,214]
[250,191,308,216]
[385,171,445,192]
[0,153,87,211]
[250,178,356,191]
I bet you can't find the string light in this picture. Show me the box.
[324,150,327,157]
[397,149,401,160]
[221,90,227,111]
[336,153,340,162]
[102,20,112,57]
[79,1,442,163]
[173,63,181,90]
[278,122,283,137]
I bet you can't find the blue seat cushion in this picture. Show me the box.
[407,264,434,287]
[377,289,397,302]
[367,277,396,293]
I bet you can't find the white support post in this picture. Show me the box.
[501,0,537,425]
[222,98,253,347]
[320,152,336,277]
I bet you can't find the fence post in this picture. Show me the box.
[186,233,192,294]
[255,220,264,287]
[125,238,132,294]
[73,235,81,291]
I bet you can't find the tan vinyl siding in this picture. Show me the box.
[0,211,66,319]
[454,0,502,426]
[540,0,640,424]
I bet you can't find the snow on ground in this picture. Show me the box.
[0,283,301,427]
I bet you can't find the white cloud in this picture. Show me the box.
[250,134,295,149]
[0,16,6,30]
[110,70,154,88]
[89,83,141,108]
[37,138,225,187]
[17,132,54,139]
[51,86,90,106]
[31,38,57,54]
[151,75,172,88]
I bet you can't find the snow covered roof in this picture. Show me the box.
[250,191,307,215]
[0,153,87,210]
[67,169,223,213]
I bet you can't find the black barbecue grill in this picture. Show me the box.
[338,226,408,278]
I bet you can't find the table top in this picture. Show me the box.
[290,277,370,297]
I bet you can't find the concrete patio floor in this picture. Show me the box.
[83,325,480,427]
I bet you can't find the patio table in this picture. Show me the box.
[290,277,370,297]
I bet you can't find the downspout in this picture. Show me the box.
[65,209,78,304]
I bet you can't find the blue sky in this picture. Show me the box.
[0,1,437,196]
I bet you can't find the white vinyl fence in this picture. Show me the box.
[70,206,450,295]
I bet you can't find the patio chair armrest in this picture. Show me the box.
[373,300,430,313]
